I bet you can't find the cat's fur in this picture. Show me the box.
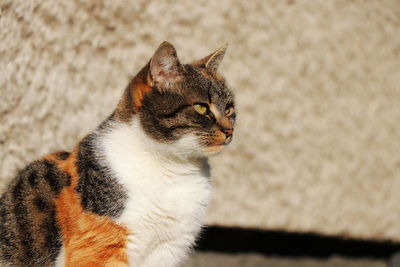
[0,42,235,267]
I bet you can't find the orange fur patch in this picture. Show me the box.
[42,151,66,162]
[132,81,152,112]
[218,117,233,133]
[49,148,129,267]
[114,63,154,121]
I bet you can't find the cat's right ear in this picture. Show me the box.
[191,44,228,72]
[148,41,184,92]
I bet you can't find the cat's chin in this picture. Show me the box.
[202,136,232,155]
[203,144,226,155]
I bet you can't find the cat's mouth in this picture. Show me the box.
[220,135,232,146]
[203,135,232,154]
[209,135,232,146]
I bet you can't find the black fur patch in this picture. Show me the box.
[76,132,127,218]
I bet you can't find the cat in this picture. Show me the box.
[0,41,235,267]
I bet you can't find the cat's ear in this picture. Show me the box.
[191,44,228,72]
[149,41,184,92]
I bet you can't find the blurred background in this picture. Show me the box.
[1,0,400,266]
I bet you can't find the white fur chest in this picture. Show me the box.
[98,120,212,267]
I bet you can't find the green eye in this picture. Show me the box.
[225,107,234,116]
[194,104,208,115]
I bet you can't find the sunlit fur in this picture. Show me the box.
[97,118,211,266]
[0,42,234,267]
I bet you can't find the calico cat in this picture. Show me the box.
[0,42,235,267]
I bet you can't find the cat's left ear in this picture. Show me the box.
[149,41,184,92]
[191,44,228,72]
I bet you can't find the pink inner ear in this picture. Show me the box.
[151,63,174,88]
[149,42,184,91]
[153,59,173,81]
[150,57,182,91]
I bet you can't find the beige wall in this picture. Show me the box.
[1,0,400,241]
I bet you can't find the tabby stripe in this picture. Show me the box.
[207,82,213,103]
[43,161,63,194]
[12,178,36,261]
[57,151,70,160]
[28,171,38,188]
[162,104,191,118]
[41,209,62,256]
[0,202,13,248]
[165,125,196,132]
[34,197,49,212]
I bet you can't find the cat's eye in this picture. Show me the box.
[225,107,234,117]
[194,104,208,115]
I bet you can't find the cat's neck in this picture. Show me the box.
[92,117,209,177]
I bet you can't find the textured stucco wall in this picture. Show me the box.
[1,0,400,241]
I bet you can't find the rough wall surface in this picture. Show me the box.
[1,0,400,241]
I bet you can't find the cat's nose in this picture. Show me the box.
[222,128,233,138]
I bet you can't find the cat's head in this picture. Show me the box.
[115,42,235,157]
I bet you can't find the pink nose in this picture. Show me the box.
[222,128,233,138]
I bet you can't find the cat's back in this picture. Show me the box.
[0,152,71,267]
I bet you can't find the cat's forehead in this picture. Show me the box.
[182,65,233,105]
